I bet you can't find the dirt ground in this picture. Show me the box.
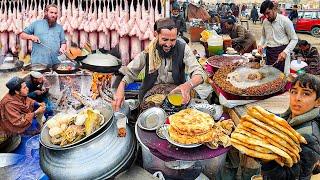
[248,20,320,50]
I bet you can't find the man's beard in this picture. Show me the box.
[268,17,275,22]
[44,15,57,27]
[156,43,175,59]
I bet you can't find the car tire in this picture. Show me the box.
[310,27,320,37]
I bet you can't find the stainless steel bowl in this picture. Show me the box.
[156,124,167,140]
[188,103,216,119]
[137,107,167,131]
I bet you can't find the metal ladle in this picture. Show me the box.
[37,42,69,61]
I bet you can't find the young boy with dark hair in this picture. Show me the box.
[261,73,320,179]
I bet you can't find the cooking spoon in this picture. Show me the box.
[37,42,70,61]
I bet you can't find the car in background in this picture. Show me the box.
[295,9,320,37]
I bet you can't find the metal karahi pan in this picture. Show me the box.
[52,61,80,74]
[22,63,51,73]
[80,54,122,73]
[0,60,24,72]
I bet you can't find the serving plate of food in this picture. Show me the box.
[162,108,219,148]
[40,104,113,150]
[213,63,287,96]
[162,124,202,148]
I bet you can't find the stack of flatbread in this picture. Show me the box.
[168,108,216,144]
[230,106,307,167]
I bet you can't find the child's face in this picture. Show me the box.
[290,81,320,118]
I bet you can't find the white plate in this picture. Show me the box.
[163,125,202,148]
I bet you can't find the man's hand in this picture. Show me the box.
[257,45,264,54]
[35,105,46,115]
[278,51,287,61]
[112,88,125,112]
[30,35,40,43]
[59,44,67,54]
[40,102,46,107]
[41,86,49,93]
[170,82,192,105]
[34,90,43,96]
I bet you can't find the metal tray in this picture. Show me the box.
[222,81,287,97]
[215,65,287,97]
[40,104,114,150]
[22,63,50,73]
[0,60,24,72]
[188,103,216,119]
[137,107,167,131]
[163,125,202,148]
[207,55,246,68]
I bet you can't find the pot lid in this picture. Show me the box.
[82,54,121,67]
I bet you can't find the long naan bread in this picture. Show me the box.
[237,125,299,163]
[235,126,296,165]
[253,106,307,144]
[242,115,301,152]
[231,132,293,167]
[231,142,279,160]
[230,138,273,154]
[240,119,300,154]
[247,107,300,145]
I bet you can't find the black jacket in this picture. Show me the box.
[261,108,320,180]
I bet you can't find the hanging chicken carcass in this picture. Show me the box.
[8,0,18,54]
[0,0,9,56]
[70,0,80,46]
[88,0,98,51]
[97,0,110,51]
[0,0,165,65]
[128,0,142,60]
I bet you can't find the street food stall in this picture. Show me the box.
[1,1,318,178]
[0,37,303,180]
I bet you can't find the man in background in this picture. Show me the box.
[171,2,189,44]
[258,0,298,75]
[20,4,66,67]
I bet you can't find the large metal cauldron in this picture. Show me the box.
[40,115,137,179]
[135,123,227,179]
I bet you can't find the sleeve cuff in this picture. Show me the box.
[121,76,132,85]
[191,72,207,83]
[283,49,290,56]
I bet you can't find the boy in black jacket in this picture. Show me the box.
[261,73,320,180]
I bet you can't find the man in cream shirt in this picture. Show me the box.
[258,0,298,75]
